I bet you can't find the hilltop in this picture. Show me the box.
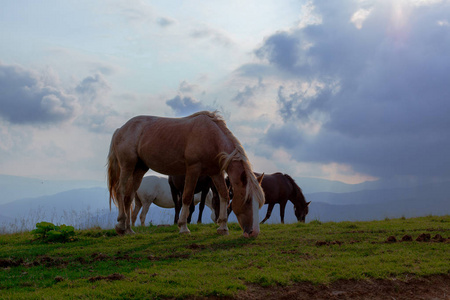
[0,216,449,299]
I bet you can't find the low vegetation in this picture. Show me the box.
[31,222,76,243]
[0,216,449,299]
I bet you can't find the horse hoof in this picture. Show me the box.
[126,229,136,235]
[217,228,229,236]
[179,228,191,235]
[115,224,126,236]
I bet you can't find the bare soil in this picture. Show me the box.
[233,274,450,300]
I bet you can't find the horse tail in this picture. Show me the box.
[283,174,306,205]
[107,129,120,211]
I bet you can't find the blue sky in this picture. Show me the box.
[1,0,449,186]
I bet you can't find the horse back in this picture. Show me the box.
[260,173,292,204]
[134,115,233,175]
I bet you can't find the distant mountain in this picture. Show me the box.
[0,187,112,233]
[0,174,106,205]
[305,181,450,205]
[293,177,365,194]
[0,214,13,224]
[0,187,207,233]
[1,176,449,234]
[0,187,110,216]
[308,197,449,223]
[294,176,447,194]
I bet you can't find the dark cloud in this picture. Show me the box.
[251,1,450,180]
[190,27,232,47]
[232,78,265,105]
[178,80,199,94]
[255,32,303,73]
[75,73,110,103]
[0,63,116,132]
[0,63,77,124]
[157,17,175,27]
[166,95,212,116]
[264,123,302,150]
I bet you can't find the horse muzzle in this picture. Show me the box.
[243,228,259,238]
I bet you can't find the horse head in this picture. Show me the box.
[228,171,264,238]
[294,201,311,223]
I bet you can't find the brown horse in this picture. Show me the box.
[107,111,265,237]
[169,175,220,224]
[228,172,310,224]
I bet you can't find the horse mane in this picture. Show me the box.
[283,174,307,206]
[189,111,265,208]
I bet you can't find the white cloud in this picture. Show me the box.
[351,8,372,29]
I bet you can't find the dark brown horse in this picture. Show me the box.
[169,175,220,224]
[228,172,310,224]
[107,111,265,237]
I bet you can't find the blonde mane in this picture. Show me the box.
[188,111,265,208]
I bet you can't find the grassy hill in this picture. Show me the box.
[0,216,449,299]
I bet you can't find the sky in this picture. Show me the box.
[1,0,450,187]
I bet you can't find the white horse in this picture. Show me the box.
[131,176,215,226]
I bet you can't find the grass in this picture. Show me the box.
[0,216,449,299]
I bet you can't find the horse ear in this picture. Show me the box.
[307,201,311,206]
[256,173,264,185]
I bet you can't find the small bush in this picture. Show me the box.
[32,222,76,243]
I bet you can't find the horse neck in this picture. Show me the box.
[227,160,264,208]
[227,160,247,194]
[284,175,307,207]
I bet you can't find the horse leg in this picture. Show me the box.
[139,200,152,226]
[122,165,147,234]
[211,174,230,235]
[131,195,142,227]
[261,203,275,224]
[178,167,200,234]
[279,201,287,224]
[187,199,195,224]
[211,184,221,222]
[115,166,135,235]
[197,189,207,224]
[169,180,181,224]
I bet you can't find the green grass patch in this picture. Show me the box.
[0,216,449,299]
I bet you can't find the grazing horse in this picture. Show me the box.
[228,172,310,224]
[131,175,215,226]
[107,111,265,237]
[169,175,220,224]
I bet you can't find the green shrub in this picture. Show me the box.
[32,222,76,243]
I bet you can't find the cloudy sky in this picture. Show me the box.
[1,0,449,186]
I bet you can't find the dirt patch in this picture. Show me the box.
[231,274,450,300]
[401,234,413,242]
[91,252,109,261]
[386,236,397,243]
[0,258,22,268]
[186,243,206,250]
[38,255,67,267]
[416,233,431,242]
[432,234,447,242]
[88,273,125,283]
[280,250,313,260]
[315,240,343,246]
